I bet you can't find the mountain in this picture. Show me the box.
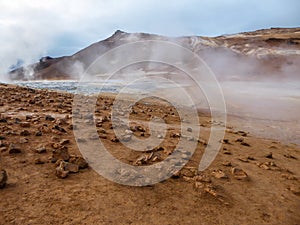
[8,28,300,81]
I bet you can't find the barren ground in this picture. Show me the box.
[0,83,299,225]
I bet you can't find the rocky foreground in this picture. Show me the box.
[0,83,299,224]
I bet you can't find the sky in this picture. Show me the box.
[0,0,299,74]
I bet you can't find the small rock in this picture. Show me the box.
[0,147,7,152]
[19,122,31,128]
[241,142,251,147]
[222,139,230,144]
[180,167,197,178]
[281,174,297,180]
[98,128,106,134]
[34,158,45,164]
[247,156,255,160]
[283,153,297,159]
[265,152,273,159]
[69,156,88,169]
[35,131,42,136]
[288,185,300,196]
[19,137,29,144]
[236,138,244,142]
[212,170,228,179]
[223,150,232,155]
[194,174,212,183]
[36,145,46,153]
[134,155,148,165]
[111,136,119,142]
[171,133,181,138]
[60,139,70,145]
[0,118,7,123]
[8,144,22,154]
[171,170,181,178]
[0,140,6,147]
[20,130,30,136]
[137,125,146,132]
[53,125,66,133]
[125,129,133,135]
[187,127,192,132]
[222,161,232,167]
[76,138,86,143]
[89,133,99,140]
[55,162,69,179]
[51,146,70,162]
[64,162,79,173]
[236,130,248,137]
[238,157,249,163]
[51,142,61,149]
[120,134,132,142]
[25,115,33,120]
[259,164,270,170]
[194,181,205,189]
[45,115,55,121]
[0,169,8,188]
[269,145,278,149]
[204,184,218,197]
[231,167,248,180]
[98,133,107,139]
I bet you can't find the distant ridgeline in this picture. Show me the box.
[8,28,300,81]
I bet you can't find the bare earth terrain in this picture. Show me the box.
[0,83,299,225]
